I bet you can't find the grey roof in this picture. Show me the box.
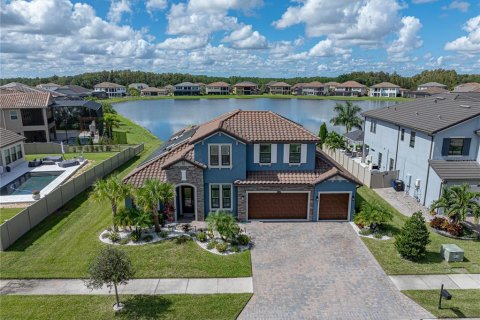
[0,128,25,148]
[52,99,102,111]
[362,93,480,134]
[430,160,480,180]
[175,82,199,87]
[418,82,447,88]
[343,129,364,143]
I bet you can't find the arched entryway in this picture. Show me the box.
[175,184,197,222]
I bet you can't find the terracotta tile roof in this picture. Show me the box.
[268,81,291,87]
[324,82,340,86]
[141,87,167,92]
[233,81,258,87]
[0,92,53,109]
[0,128,25,148]
[207,82,230,87]
[303,81,325,88]
[371,82,400,88]
[338,81,366,88]
[94,82,125,88]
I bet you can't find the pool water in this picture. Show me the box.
[0,171,62,196]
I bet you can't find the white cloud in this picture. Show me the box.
[157,35,209,50]
[107,0,132,24]
[222,25,268,49]
[145,0,168,13]
[387,16,423,61]
[308,39,351,57]
[445,15,480,54]
[412,0,438,3]
[442,1,470,12]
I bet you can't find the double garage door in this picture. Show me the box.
[247,192,350,221]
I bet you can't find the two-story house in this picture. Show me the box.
[93,82,126,98]
[417,82,447,91]
[335,81,367,96]
[369,82,401,97]
[0,128,26,171]
[363,93,480,207]
[0,92,56,142]
[267,82,291,95]
[206,82,230,95]
[301,82,326,96]
[232,82,259,95]
[174,82,201,96]
[124,110,361,222]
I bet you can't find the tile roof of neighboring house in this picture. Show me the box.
[292,82,308,89]
[36,83,61,88]
[52,99,102,111]
[207,82,230,87]
[268,81,291,87]
[54,85,92,96]
[303,81,325,88]
[175,82,199,87]
[233,81,258,87]
[363,93,480,134]
[94,82,125,88]
[429,160,480,180]
[0,128,25,148]
[141,87,167,92]
[454,82,480,93]
[324,82,340,86]
[409,87,449,96]
[343,129,364,143]
[418,82,447,88]
[129,83,148,88]
[0,82,46,93]
[371,82,400,88]
[0,92,53,109]
[338,81,366,88]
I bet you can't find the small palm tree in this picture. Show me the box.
[330,101,363,133]
[431,184,480,224]
[91,175,131,231]
[323,131,346,151]
[136,179,175,232]
[158,182,175,224]
[103,113,120,139]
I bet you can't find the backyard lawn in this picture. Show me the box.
[403,290,480,318]
[0,294,252,320]
[26,152,117,164]
[357,186,480,275]
[0,114,252,279]
[0,208,24,223]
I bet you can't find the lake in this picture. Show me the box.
[114,98,396,141]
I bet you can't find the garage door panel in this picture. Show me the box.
[248,193,308,219]
[318,193,349,220]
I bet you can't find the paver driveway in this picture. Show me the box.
[239,222,433,320]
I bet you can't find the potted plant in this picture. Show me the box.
[32,190,40,200]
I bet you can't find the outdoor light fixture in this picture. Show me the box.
[438,284,452,309]
[241,195,245,200]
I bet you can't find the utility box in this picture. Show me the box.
[440,244,464,262]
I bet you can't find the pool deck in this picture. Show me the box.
[0,160,87,204]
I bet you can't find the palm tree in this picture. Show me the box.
[431,184,480,224]
[103,113,120,139]
[158,182,175,225]
[91,176,131,231]
[330,101,363,133]
[135,180,175,232]
[323,131,346,151]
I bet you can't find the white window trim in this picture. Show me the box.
[259,143,272,165]
[208,143,232,169]
[209,183,233,210]
[285,143,307,165]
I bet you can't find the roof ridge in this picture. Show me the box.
[219,109,241,130]
[270,111,319,139]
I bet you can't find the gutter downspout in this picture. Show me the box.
[423,135,435,206]
[394,126,400,171]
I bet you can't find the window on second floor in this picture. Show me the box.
[289,143,301,163]
[9,110,18,120]
[400,128,405,141]
[409,131,416,148]
[370,120,377,133]
[209,144,231,167]
[259,144,271,164]
[442,138,471,156]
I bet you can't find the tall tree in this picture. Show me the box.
[103,113,120,139]
[135,179,174,232]
[330,101,363,133]
[431,184,480,224]
[318,122,328,149]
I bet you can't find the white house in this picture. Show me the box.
[93,82,126,98]
[206,82,230,95]
[128,83,149,91]
[335,81,367,96]
[0,128,26,171]
[369,82,401,97]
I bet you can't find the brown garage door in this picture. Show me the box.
[248,193,308,220]
[318,193,350,220]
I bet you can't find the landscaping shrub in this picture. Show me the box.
[118,238,130,245]
[181,224,192,233]
[237,234,251,246]
[158,230,169,238]
[446,223,463,237]
[142,235,153,242]
[373,232,383,239]
[216,242,228,253]
[430,216,447,230]
[207,240,217,250]
[231,245,240,253]
[196,232,208,242]
[206,211,240,241]
[394,212,431,261]
[108,231,120,243]
[130,229,142,242]
[356,201,393,229]
[359,229,373,236]
[175,235,191,244]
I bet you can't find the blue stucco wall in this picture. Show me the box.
[313,179,357,221]
[246,143,316,171]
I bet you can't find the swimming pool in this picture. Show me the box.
[0,171,62,196]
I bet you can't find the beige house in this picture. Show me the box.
[141,87,168,96]
[0,128,26,170]
[233,82,259,95]
[93,82,126,98]
[267,81,291,95]
[206,82,230,95]
[335,81,367,96]
[300,81,326,96]
[0,92,56,142]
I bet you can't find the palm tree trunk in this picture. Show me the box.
[153,212,161,232]
[112,201,118,232]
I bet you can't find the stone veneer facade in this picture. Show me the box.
[164,161,205,221]
[236,185,315,222]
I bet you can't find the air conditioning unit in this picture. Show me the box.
[415,179,421,189]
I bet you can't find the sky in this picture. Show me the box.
[1,0,479,78]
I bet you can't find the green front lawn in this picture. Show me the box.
[403,290,480,318]
[0,114,251,279]
[0,208,24,223]
[357,186,480,275]
[0,294,252,320]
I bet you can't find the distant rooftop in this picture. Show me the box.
[417,82,447,88]
[371,82,400,88]
[94,82,125,88]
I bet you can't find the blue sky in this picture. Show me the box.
[1,0,479,78]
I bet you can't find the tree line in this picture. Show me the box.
[2,69,479,91]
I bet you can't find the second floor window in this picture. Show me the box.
[409,131,416,148]
[289,144,301,163]
[259,144,271,163]
[370,120,377,133]
[10,110,18,120]
[446,138,471,156]
[209,144,231,167]
[400,128,405,141]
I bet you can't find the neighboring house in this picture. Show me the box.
[404,87,449,99]
[0,128,26,171]
[141,87,168,96]
[453,82,480,93]
[233,82,259,95]
[123,110,361,222]
[1,82,48,94]
[267,82,291,95]
[417,82,447,91]
[291,83,307,95]
[174,82,201,96]
[93,82,126,98]
[301,82,326,96]
[206,82,230,95]
[0,92,56,142]
[164,85,175,95]
[129,83,149,90]
[369,82,401,97]
[196,83,207,95]
[36,83,61,91]
[335,81,367,96]
[362,93,480,207]
[324,82,340,93]
[344,129,364,150]
[54,85,93,98]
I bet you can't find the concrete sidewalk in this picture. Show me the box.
[390,274,480,290]
[0,278,253,295]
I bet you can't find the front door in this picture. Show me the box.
[181,186,195,215]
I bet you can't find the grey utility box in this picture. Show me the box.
[440,244,464,262]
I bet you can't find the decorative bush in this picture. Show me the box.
[207,240,217,250]
[142,235,153,242]
[355,201,393,229]
[430,216,447,230]
[196,232,208,242]
[175,235,191,244]
[237,234,251,246]
[206,211,240,241]
[108,231,120,243]
[181,224,192,233]
[394,212,431,261]
[373,232,383,239]
[130,229,142,242]
[118,238,130,245]
[158,230,169,238]
[231,245,240,253]
[216,242,228,253]
[446,223,463,237]
[359,229,373,236]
